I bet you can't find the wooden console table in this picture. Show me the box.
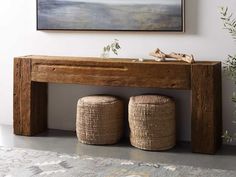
[13,55,222,154]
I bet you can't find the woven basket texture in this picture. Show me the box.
[129,95,176,150]
[76,96,124,145]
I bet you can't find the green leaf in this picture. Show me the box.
[115,43,121,49]
[101,39,121,57]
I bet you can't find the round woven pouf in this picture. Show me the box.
[128,95,176,151]
[76,95,124,145]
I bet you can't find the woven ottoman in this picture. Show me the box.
[76,95,124,145]
[128,95,176,151]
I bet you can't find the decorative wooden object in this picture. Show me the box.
[13,55,222,154]
[150,48,195,63]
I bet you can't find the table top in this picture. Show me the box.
[16,55,221,66]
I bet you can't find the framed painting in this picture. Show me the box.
[37,0,184,31]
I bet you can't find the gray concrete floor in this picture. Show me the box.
[0,124,236,171]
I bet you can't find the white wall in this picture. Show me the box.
[0,0,236,142]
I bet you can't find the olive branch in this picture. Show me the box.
[220,6,236,143]
[101,39,121,58]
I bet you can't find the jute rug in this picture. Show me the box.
[0,146,235,177]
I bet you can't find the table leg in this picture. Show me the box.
[191,63,222,154]
[14,58,48,136]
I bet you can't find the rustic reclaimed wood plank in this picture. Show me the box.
[31,57,191,89]
[21,55,220,65]
[13,58,48,136]
[191,62,222,154]
[13,58,22,134]
[14,58,32,135]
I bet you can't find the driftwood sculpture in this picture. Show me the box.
[150,48,195,64]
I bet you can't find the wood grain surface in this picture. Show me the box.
[191,63,222,154]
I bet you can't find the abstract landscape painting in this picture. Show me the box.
[37,0,184,31]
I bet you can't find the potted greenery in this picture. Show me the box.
[101,39,121,58]
[220,6,236,142]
